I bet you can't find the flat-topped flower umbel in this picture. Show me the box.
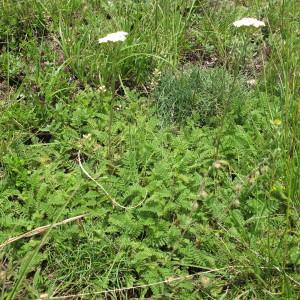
[98,31,128,43]
[233,18,265,28]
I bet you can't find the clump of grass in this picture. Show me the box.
[155,66,248,125]
[0,0,47,48]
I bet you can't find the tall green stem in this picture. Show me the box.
[214,35,248,160]
[107,71,116,161]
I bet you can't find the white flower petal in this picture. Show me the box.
[233,18,265,28]
[98,31,128,43]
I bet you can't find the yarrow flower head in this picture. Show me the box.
[233,17,265,28]
[98,31,128,43]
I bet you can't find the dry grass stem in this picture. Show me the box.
[78,150,148,210]
[0,214,87,250]
[46,267,228,299]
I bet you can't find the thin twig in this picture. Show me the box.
[0,214,87,250]
[46,267,228,300]
[77,150,148,210]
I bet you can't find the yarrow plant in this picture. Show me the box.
[98,31,128,159]
[214,17,265,159]
[231,17,266,74]
[233,18,265,28]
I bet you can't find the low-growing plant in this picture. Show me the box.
[155,66,248,126]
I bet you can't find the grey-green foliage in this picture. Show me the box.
[155,66,247,125]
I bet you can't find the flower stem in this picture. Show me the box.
[107,72,116,161]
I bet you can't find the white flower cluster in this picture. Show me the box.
[233,17,265,28]
[98,31,128,43]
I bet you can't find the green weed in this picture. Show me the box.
[155,66,248,126]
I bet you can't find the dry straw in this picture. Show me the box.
[77,150,148,210]
[0,214,87,250]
